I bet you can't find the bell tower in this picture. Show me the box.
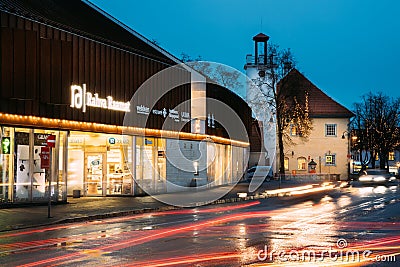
[253,33,269,65]
[244,33,275,169]
[244,33,270,101]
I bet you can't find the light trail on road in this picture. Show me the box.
[0,201,260,238]
[1,186,399,266]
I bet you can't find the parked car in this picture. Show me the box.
[245,166,273,182]
[358,169,397,185]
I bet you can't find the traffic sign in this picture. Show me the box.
[326,155,333,163]
[47,135,56,147]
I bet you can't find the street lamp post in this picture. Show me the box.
[342,131,352,179]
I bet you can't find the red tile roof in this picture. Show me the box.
[279,69,354,118]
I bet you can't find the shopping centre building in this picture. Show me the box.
[0,0,252,204]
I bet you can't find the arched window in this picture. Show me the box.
[297,157,307,170]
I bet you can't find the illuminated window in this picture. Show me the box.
[389,152,395,161]
[290,125,299,136]
[325,124,337,137]
[284,157,289,171]
[297,157,307,170]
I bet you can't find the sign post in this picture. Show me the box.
[46,135,56,218]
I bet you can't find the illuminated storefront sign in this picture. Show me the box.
[181,111,190,122]
[1,137,10,154]
[152,108,168,118]
[145,107,191,123]
[136,105,150,115]
[70,84,131,113]
[207,113,215,128]
[169,109,179,122]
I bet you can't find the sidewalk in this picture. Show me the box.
[0,179,339,232]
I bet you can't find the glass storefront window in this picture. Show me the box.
[4,127,65,203]
[57,131,68,201]
[14,128,31,202]
[107,135,133,195]
[135,137,166,195]
[231,146,245,183]
[68,132,134,196]
[0,127,12,203]
[32,129,64,202]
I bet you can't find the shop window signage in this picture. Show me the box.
[70,84,130,113]
[1,137,10,154]
[35,133,51,146]
[145,139,153,145]
[108,137,129,145]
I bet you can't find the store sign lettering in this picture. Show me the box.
[34,133,51,146]
[208,113,215,128]
[169,109,179,122]
[136,105,150,115]
[181,111,190,122]
[152,108,168,118]
[145,139,153,145]
[68,137,84,144]
[137,104,190,123]
[70,84,130,113]
[108,137,129,144]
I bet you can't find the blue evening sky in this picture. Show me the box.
[90,0,400,110]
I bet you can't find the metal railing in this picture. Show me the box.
[246,55,266,65]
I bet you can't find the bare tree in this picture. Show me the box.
[251,44,312,176]
[352,92,400,170]
[180,53,245,97]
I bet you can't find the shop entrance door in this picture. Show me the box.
[85,153,105,196]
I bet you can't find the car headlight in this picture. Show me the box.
[389,177,396,181]
[373,176,386,182]
[359,177,372,182]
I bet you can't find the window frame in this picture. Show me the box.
[325,124,337,137]
[290,124,299,136]
[297,157,307,171]
[389,151,395,161]
[284,157,289,171]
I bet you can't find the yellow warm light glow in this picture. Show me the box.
[264,185,314,195]
[290,184,335,195]
[0,112,249,147]
[237,192,247,198]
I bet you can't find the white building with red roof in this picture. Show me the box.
[245,33,354,180]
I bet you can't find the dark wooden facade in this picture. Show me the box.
[206,82,252,142]
[0,1,191,132]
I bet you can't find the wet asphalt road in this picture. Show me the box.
[0,183,399,267]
